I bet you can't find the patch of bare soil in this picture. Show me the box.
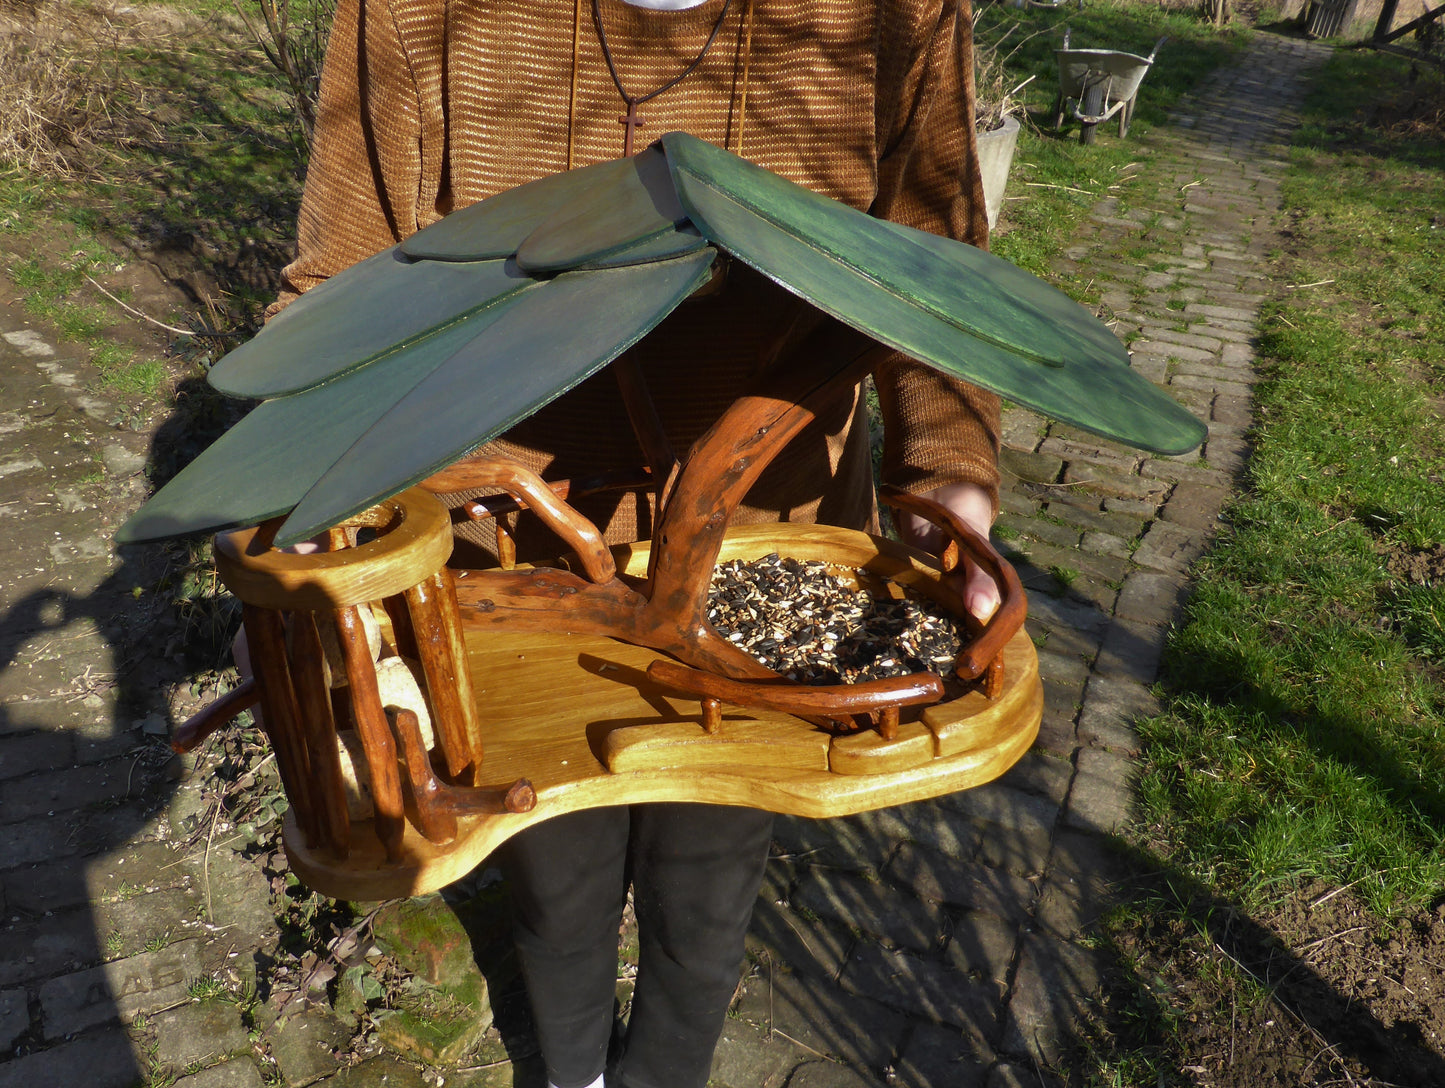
[1096,881,1445,1087]
[1379,541,1445,587]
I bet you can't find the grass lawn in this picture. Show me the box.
[1086,41,1445,1088]
[1142,44,1445,919]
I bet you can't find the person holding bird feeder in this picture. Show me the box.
[270,2,1001,1086]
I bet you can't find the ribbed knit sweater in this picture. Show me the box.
[277,0,1001,555]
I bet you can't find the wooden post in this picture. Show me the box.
[404,569,482,784]
[289,613,351,858]
[334,605,406,863]
[242,604,322,848]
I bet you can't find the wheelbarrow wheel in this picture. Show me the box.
[1079,80,1106,145]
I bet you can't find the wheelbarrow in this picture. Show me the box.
[1053,30,1167,144]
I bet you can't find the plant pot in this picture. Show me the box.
[977,114,1021,231]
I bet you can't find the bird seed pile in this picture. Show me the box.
[707,552,967,685]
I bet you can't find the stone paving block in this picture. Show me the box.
[1133,519,1209,574]
[1139,457,1234,490]
[1043,499,1142,540]
[733,957,908,1071]
[1160,480,1230,531]
[2,857,90,916]
[1038,659,1085,719]
[1171,373,1252,399]
[1159,439,1203,466]
[1079,530,1131,561]
[1188,288,1266,308]
[0,1025,143,1088]
[1188,321,1253,343]
[1166,385,1215,417]
[1061,463,1169,505]
[1067,576,1124,618]
[1114,570,1190,628]
[330,1055,430,1087]
[1136,325,1222,353]
[1222,341,1256,366]
[974,821,1054,880]
[994,750,1073,806]
[787,1061,886,1088]
[0,909,99,988]
[889,843,1039,918]
[40,938,203,1039]
[1102,494,1163,518]
[1184,301,1255,323]
[174,1059,269,1088]
[1093,618,1166,685]
[748,897,854,986]
[1033,649,1091,692]
[1028,622,1102,665]
[1010,537,1131,588]
[709,1017,805,1088]
[1036,438,1139,473]
[373,894,482,990]
[0,987,27,1051]
[374,996,490,1066]
[999,936,1104,1068]
[893,1021,990,1088]
[794,868,945,953]
[998,408,1048,452]
[997,489,1039,518]
[1065,748,1136,835]
[91,839,191,898]
[1213,393,1252,428]
[941,780,1059,841]
[74,800,172,860]
[1121,352,1167,387]
[0,648,110,709]
[1000,513,1080,551]
[183,843,279,947]
[772,801,983,875]
[998,447,1062,485]
[840,941,1003,1048]
[265,1006,350,1087]
[0,757,140,820]
[0,731,72,782]
[1031,707,1077,759]
[1204,433,1252,476]
[1034,878,1108,942]
[1077,674,1160,755]
[95,887,198,960]
[0,809,92,870]
[1134,338,1218,364]
[946,910,1020,990]
[153,1000,253,1072]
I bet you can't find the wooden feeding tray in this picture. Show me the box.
[281,521,1040,901]
[186,475,1039,902]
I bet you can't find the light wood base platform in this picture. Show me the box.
[285,525,1042,901]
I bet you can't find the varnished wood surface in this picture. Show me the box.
[215,490,453,611]
[285,524,1042,901]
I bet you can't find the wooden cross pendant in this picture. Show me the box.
[618,98,645,157]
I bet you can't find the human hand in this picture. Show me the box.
[893,481,1001,624]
